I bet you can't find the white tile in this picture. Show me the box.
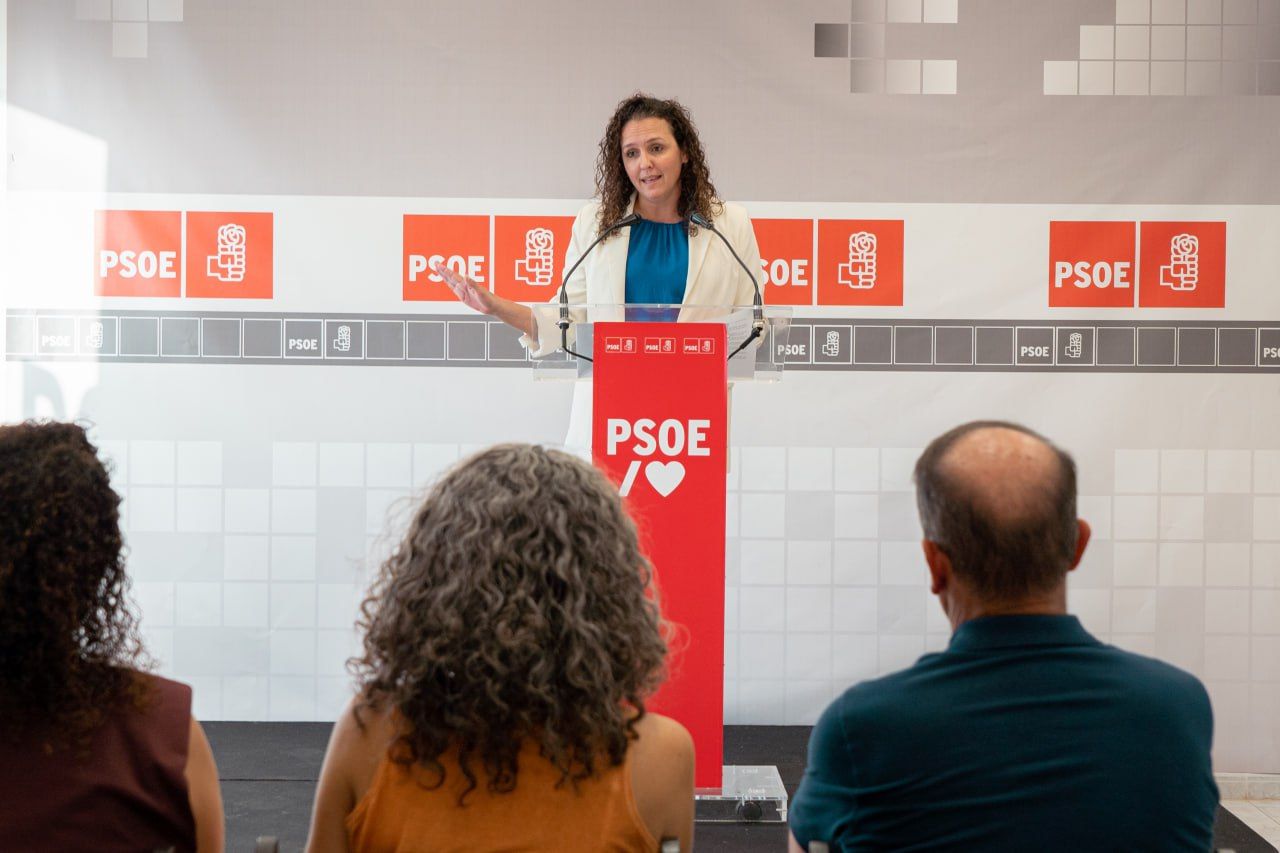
[1204,635,1250,679]
[271,536,317,581]
[1114,542,1158,585]
[142,627,174,671]
[272,489,316,534]
[738,634,786,678]
[317,629,360,677]
[741,447,786,491]
[186,677,221,720]
[1081,25,1116,59]
[1113,588,1157,633]
[736,679,785,723]
[1207,450,1251,492]
[223,676,269,719]
[222,583,269,628]
[834,448,878,491]
[1116,25,1152,59]
[1205,542,1251,586]
[1254,544,1280,587]
[740,493,785,538]
[726,447,740,492]
[1254,496,1280,540]
[413,443,459,487]
[1188,0,1223,22]
[76,0,112,20]
[1160,450,1205,492]
[834,493,879,539]
[1256,450,1280,493]
[1205,588,1250,633]
[921,59,958,94]
[1253,591,1280,633]
[741,586,786,632]
[271,583,317,628]
[787,588,833,633]
[1153,0,1188,22]
[129,487,174,532]
[1253,636,1280,680]
[786,633,832,678]
[879,449,920,492]
[113,0,147,21]
[741,540,785,585]
[878,635,924,673]
[269,677,317,721]
[925,633,950,652]
[886,59,922,94]
[1044,60,1079,95]
[318,583,363,629]
[832,588,878,632]
[272,442,317,487]
[725,495,739,537]
[879,587,925,634]
[96,439,129,486]
[318,443,364,487]
[1151,60,1187,93]
[1079,495,1112,539]
[785,681,833,726]
[131,440,175,484]
[887,0,922,22]
[225,489,270,533]
[134,581,175,627]
[1113,633,1157,655]
[175,582,221,627]
[725,588,739,632]
[1160,495,1204,540]
[177,441,222,485]
[1115,449,1158,492]
[224,534,269,580]
[148,0,183,22]
[366,443,412,488]
[922,0,958,23]
[1115,60,1151,93]
[1117,0,1152,23]
[176,487,222,533]
[925,593,949,633]
[1072,589,1112,634]
[880,540,923,586]
[1187,26,1222,59]
[271,631,317,675]
[833,540,879,585]
[787,540,832,585]
[788,447,833,491]
[1113,495,1157,539]
[1152,25,1188,58]
[365,489,413,536]
[832,635,879,682]
[1222,0,1258,23]
[1159,542,1204,585]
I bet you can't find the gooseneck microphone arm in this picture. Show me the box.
[688,212,766,361]
[557,212,641,362]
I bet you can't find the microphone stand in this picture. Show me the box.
[688,212,766,361]
[557,213,641,363]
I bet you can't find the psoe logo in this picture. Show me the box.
[605,417,710,498]
[817,219,904,306]
[1160,234,1199,292]
[1139,221,1225,308]
[186,211,274,299]
[1047,221,1136,308]
[514,228,555,286]
[838,232,877,289]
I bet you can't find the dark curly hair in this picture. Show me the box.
[595,93,722,239]
[0,421,150,748]
[352,443,668,802]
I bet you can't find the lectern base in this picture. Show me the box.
[694,765,788,823]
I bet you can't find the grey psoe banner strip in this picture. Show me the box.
[6,310,1280,373]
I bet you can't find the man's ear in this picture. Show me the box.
[922,540,951,596]
[1067,519,1092,572]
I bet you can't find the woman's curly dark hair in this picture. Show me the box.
[0,421,150,747]
[352,443,668,802]
[595,93,722,238]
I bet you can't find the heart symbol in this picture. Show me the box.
[644,460,686,497]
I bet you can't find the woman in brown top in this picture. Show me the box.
[307,444,695,852]
[0,421,223,853]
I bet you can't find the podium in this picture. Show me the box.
[532,303,794,823]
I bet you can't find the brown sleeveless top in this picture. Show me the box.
[347,738,658,852]
[0,673,196,852]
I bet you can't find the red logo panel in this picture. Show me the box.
[94,210,182,297]
[493,215,575,302]
[403,215,490,301]
[1048,221,1136,308]
[816,219,904,306]
[752,218,814,306]
[1139,221,1226,308]
[186,212,274,299]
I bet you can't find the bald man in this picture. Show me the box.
[788,421,1218,852]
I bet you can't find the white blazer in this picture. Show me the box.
[521,198,764,455]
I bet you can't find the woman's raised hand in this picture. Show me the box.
[434,261,494,315]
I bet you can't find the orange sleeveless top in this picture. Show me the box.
[346,738,658,852]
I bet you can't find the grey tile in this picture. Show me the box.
[813,325,852,364]
[120,317,159,356]
[127,532,224,581]
[488,322,528,361]
[786,492,834,540]
[406,321,445,360]
[1222,60,1258,93]
[1138,327,1176,366]
[316,488,368,582]
[854,326,892,364]
[324,320,364,359]
[1098,327,1137,365]
[202,318,241,357]
[934,327,973,365]
[782,326,813,364]
[1218,328,1257,366]
[1178,328,1217,366]
[878,586,926,634]
[1072,538,1114,587]
[1016,327,1054,365]
[447,322,487,361]
[243,319,283,358]
[79,317,118,355]
[173,627,269,676]
[224,442,273,488]
[851,24,885,57]
[815,23,849,57]
[851,58,886,93]
[878,491,923,539]
[894,327,932,365]
[1205,494,1253,541]
[852,0,886,22]
[161,317,199,356]
[37,317,77,355]
[975,327,1013,365]
[1056,327,1095,365]
[5,316,35,354]
[366,321,405,360]
[283,320,322,360]
[1260,59,1280,93]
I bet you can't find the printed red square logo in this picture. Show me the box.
[493,215,575,302]
[403,215,490,301]
[1048,221,1136,308]
[186,212,274,299]
[1139,221,1226,308]
[817,220,904,306]
[752,218,814,306]
[94,210,182,297]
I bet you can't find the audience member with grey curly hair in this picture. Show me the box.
[306,443,693,853]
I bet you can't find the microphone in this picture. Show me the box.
[557,213,641,361]
[689,211,766,360]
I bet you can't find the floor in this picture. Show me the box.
[205,722,1275,853]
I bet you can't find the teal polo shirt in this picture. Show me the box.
[790,615,1217,852]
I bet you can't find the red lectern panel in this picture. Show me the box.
[592,321,728,788]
